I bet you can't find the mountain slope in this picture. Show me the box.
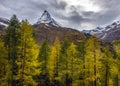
[33,23,86,44]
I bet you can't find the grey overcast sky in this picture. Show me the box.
[0,0,120,30]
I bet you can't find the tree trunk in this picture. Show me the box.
[66,51,68,86]
[83,42,85,86]
[55,50,59,77]
[105,65,109,86]
[93,41,96,86]
[114,74,118,86]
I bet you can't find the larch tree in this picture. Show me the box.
[77,40,86,86]
[16,20,39,85]
[112,41,120,86]
[84,36,102,86]
[67,42,77,77]
[0,40,10,86]
[101,43,119,86]
[48,38,61,85]
[67,42,81,86]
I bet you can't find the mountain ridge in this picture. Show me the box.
[83,20,120,41]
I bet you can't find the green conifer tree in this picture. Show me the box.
[4,15,20,85]
[38,40,50,86]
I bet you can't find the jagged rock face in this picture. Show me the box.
[0,18,9,30]
[83,20,120,42]
[0,18,9,36]
[37,10,60,27]
[102,27,120,42]
[33,23,86,44]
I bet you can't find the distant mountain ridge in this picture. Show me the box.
[83,20,120,41]
[83,21,120,35]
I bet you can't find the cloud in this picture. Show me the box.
[0,0,120,30]
[91,0,120,25]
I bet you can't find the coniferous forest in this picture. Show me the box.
[1,15,120,86]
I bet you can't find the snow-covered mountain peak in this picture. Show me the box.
[37,10,60,27]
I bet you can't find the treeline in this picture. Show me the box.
[0,15,120,86]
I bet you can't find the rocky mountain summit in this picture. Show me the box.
[36,10,60,27]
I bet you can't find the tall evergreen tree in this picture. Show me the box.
[77,40,86,86]
[38,40,50,86]
[4,15,20,85]
[59,40,71,86]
